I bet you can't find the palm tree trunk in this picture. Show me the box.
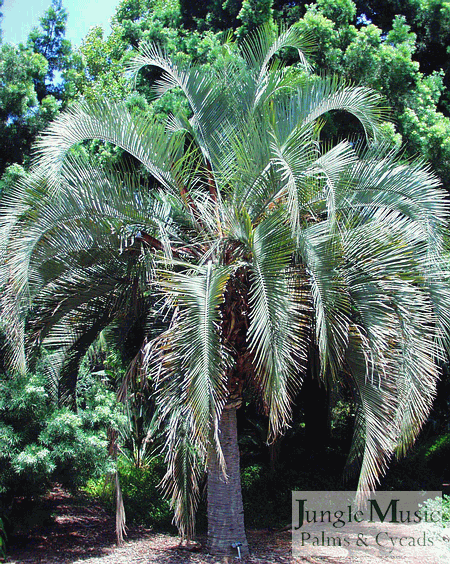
[207,406,249,557]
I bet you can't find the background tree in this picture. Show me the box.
[27,0,73,102]
[3,0,450,187]
[0,0,74,179]
[0,43,59,176]
[4,0,449,193]
[0,0,3,43]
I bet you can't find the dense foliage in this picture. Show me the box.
[3,0,450,186]
[84,455,174,529]
[0,366,122,505]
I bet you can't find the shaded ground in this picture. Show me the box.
[4,487,448,563]
[5,486,117,563]
[4,486,291,563]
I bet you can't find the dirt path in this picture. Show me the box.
[4,487,291,564]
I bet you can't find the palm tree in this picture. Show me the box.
[2,26,450,556]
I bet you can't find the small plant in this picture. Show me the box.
[418,494,450,556]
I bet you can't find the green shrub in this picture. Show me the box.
[423,434,450,465]
[11,445,55,490]
[119,457,173,528]
[241,463,294,529]
[0,371,120,506]
[38,409,114,488]
[84,456,174,531]
[379,432,450,491]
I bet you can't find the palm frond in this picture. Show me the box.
[127,44,227,157]
[242,24,313,76]
[340,188,445,494]
[299,221,351,381]
[142,333,206,540]
[34,101,179,192]
[292,75,386,141]
[345,327,399,497]
[243,211,308,438]
[159,408,205,541]
[342,147,447,226]
[156,263,233,452]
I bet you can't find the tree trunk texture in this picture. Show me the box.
[207,406,249,557]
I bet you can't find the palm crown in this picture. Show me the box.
[1,25,450,555]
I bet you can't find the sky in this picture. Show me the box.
[2,0,123,46]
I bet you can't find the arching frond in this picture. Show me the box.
[240,24,314,80]
[299,221,351,381]
[345,327,399,497]
[127,44,227,159]
[291,75,386,141]
[35,101,179,192]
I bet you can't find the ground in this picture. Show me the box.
[4,487,291,564]
[3,487,447,564]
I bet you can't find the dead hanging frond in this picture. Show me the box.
[118,340,160,469]
[141,327,207,542]
[106,339,157,544]
[117,338,149,404]
[159,411,206,542]
[107,427,127,546]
